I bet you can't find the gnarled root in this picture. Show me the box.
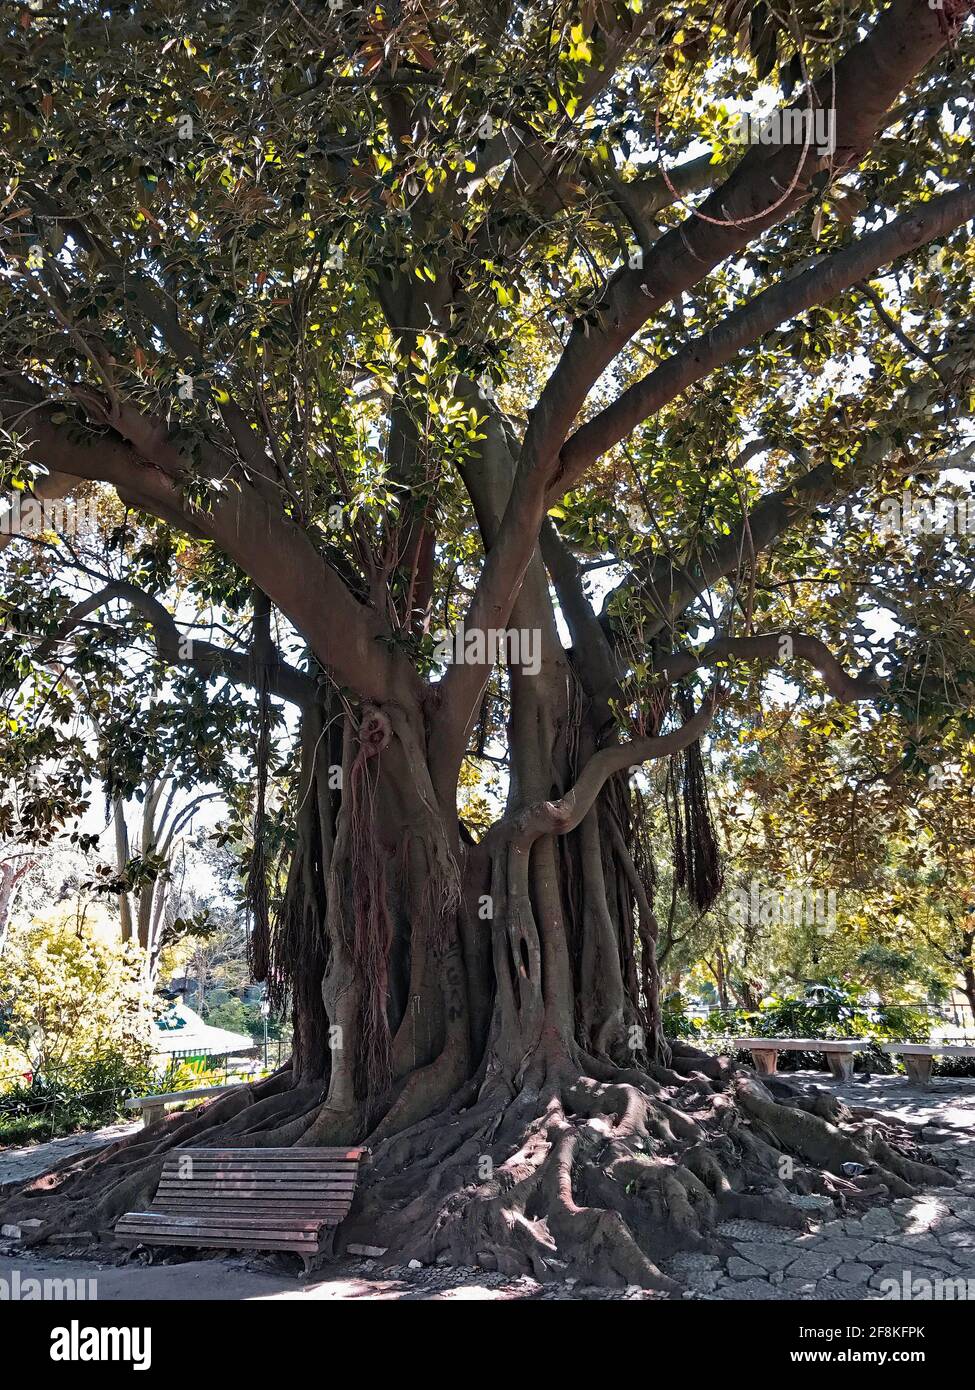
[0,1057,955,1287]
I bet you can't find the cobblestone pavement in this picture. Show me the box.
[664,1071,975,1301]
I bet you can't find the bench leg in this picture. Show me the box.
[142,1103,165,1128]
[302,1228,335,1279]
[750,1048,778,1076]
[826,1053,854,1082]
[903,1054,933,1087]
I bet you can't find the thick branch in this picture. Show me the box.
[502,696,718,847]
[610,341,961,639]
[0,380,420,706]
[33,583,314,708]
[558,184,975,488]
[534,0,960,477]
[438,0,965,775]
[652,631,884,704]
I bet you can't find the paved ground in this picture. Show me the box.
[665,1071,975,1301]
[0,1252,638,1301]
[1,1072,973,1301]
[0,1120,138,1188]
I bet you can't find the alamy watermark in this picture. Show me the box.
[432,623,541,676]
[0,1267,97,1300]
[877,489,974,539]
[880,1269,975,1300]
[0,493,99,540]
[729,879,837,934]
[50,1320,151,1370]
[928,762,963,790]
[731,106,835,156]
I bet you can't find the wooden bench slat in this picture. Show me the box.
[116,1217,326,1237]
[115,1234,325,1256]
[154,1187,355,1195]
[117,1213,329,1233]
[155,1179,358,1190]
[166,1152,364,1161]
[157,1173,358,1184]
[152,1192,352,1202]
[171,1148,367,1159]
[157,1173,358,1182]
[125,1086,230,1109]
[118,1215,341,1233]
[164,1152,364,1161]
[158,1174,358,1185]
[157,1174,358,1186]
[150,1200,351,1212]
[152,1195,354,1205]
[160,1157,361,1165]
[156,1172,359,1183]
[117,1225,328,1240]
[116,1223,331,1241]
[152,1196,354,1207]
[149,1213,348,1223]
[150,1196,353,1208]
[160,1164,361,1176]
[154,1182,357,1196]
[732,1040,859,1049]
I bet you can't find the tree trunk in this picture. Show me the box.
[0,650,952,1286]
[112,798,134,945]
[0,400,953,1273]
[0,858,31,955]
[961,929,975,1025]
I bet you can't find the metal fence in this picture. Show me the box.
[0,1041,291,1143]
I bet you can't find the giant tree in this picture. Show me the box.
[1,0,974,1285]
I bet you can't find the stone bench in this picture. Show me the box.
[733,1037,860,1082]
[124,1085,231,1127]
[880,1043,975,1086]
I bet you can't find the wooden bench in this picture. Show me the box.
[115,1147,369,1273]
[733,1037,860,1082]
[880,1043,975,1086]
[124,1085,231,1128]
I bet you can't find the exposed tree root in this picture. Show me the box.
[346,1055,956,1286]
[0,1053,955,1286]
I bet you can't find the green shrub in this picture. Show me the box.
[663,980,936,1072]
[0,1049,156,1143]
[205,996,283,1041]
[933,1054,975,1078]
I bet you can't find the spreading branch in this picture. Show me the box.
[652,631,884,704]
[558,184,975,489]
[503,693,719,847]
[0,379,422,706]
[32,582,315,708]
[435,0,967,780]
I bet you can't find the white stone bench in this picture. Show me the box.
[880,1043,975,1086]
[733,1037,860,1082]
[124,1085,231,1128]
